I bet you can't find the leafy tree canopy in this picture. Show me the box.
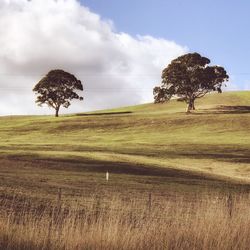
[33,69,83,117]
[153,53,229,113]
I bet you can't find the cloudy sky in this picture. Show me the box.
[0,0,249,115]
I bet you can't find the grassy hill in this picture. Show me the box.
[0,91,250,202]
[1,90,250,249]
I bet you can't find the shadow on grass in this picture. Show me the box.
[194,105,250,115]
[4,153,217,181]
[2,153,250,191]
[76,111,132,116]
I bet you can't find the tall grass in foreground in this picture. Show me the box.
[0,192,250,250]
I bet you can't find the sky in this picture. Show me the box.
[0,0,249,115]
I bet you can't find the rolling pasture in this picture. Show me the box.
[0,91,250,249]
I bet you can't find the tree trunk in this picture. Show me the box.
[186,99,195,114]
[55,107,60,117]
[191,99,195,110]
[186,102,191,113]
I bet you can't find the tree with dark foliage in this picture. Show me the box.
[153,53,229,113]
[33,69,83,117]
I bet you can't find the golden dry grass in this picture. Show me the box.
[0,191,250,250]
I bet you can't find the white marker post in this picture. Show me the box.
[106,171,109,182]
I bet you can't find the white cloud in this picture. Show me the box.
[0,0,187,115]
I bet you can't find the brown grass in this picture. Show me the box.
[0,191,250,250]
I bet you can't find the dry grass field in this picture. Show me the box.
[0,191,250,249]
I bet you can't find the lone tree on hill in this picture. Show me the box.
[33,69,83,117]
[153,53,229,113]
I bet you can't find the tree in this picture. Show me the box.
[153,53,229,113]
[33,69,83,117]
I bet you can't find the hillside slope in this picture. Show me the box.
[0,91,250,185]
